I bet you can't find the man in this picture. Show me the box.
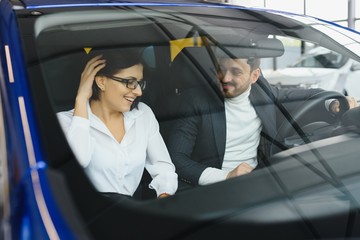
[167,55,358,190]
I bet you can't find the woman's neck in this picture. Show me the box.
[90,100,125,143]
[90,100,123,124]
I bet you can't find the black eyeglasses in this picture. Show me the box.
[106,75,146,90]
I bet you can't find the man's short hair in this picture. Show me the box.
[247,57,261,71]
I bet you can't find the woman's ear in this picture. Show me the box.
[95,76,106,91]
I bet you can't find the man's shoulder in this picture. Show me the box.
[176,87,224,117]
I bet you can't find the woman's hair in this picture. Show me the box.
[89,48,144,109]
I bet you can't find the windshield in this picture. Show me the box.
[14,4,360,239]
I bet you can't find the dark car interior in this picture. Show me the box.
[15,6,360,239]
[33,9,290,198]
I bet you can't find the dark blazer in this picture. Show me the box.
[166,76,323,189]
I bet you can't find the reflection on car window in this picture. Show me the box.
[292,49,348,69]
[32,6,360,199]
[7,1,360,239]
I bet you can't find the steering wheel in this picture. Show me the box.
[272,91,350,152]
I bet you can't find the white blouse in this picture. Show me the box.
[57,102,177,197]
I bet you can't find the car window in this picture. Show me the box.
[29,5,360,183]
[14,4,360,239]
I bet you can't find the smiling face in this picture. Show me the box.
[217,58,260,98]
[96,63,144,113]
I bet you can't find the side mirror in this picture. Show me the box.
[351,61,360,71]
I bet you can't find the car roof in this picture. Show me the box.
[18,0,216,9]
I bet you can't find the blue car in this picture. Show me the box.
[1,0,360,239]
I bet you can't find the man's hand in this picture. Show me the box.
[158,193,171,198]
[226,162,254,180]
[330,96,358,113]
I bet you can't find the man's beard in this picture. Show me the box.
[220,81,236,98]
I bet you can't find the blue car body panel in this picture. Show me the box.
[0,0,78,239]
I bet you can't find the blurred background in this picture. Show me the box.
[221,0,360,32]
[208,0,360,98]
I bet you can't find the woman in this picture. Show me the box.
[57,49,177,198]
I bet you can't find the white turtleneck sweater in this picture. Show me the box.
[199,88,262,185]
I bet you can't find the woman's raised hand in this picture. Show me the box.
[74,55,106,118]
[77,55,106,101]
